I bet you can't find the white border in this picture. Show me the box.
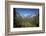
[10,5,42,32]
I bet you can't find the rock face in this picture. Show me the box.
[15,12,21,17]
[16,12,36,19]
[25,14,36,19]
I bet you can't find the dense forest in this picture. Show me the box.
[13,8,39,28]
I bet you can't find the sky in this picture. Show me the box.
[14,8,39,17]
